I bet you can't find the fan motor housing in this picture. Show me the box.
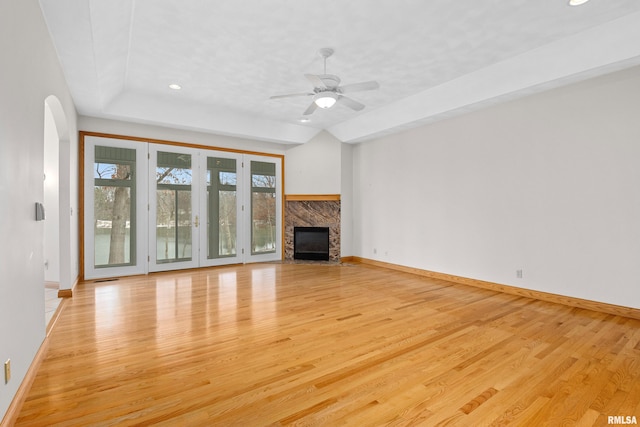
[318,74,341,89]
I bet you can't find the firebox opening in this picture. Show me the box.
[294,227,330,261]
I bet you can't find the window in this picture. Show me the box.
[155,151,193,263]
[251,161,277,255]
[207,157,237,259]
[93,146,136,267]
[83,135,282,279]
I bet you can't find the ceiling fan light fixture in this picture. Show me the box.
[314,92,337,109]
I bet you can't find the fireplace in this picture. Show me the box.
[285,196,340,262]
[294,227,330,261]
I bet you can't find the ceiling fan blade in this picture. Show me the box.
[270,92,313,100]
[303,101,318,115]
[339,80,380,93]
[304,74,326,89]
[338,95,365,111]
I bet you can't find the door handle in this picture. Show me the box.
[194,215,199,228]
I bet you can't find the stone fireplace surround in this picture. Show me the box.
[284,195,340,262]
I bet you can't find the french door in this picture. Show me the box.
[198,152,244,267]
[84,137,148,279]
[244,154,282,263]
[148,145,200,272]
[84,136,282,279]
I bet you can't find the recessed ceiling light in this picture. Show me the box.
[568,0,590,6]
[169,83,182,90]
[299,117,310,123]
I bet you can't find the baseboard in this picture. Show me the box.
[44,281,59,290]
[57,275,78,299]
[1,337,50,426]
[2,276,79,425]
[350,257,640,321]
[45,298,67,337]
[57,289,72,298]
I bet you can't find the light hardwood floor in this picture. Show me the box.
[14,263,640,426]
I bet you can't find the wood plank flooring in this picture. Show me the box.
[14,263,640,426]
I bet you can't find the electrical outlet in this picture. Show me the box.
[516,269,523,279]
[4,359,10,384]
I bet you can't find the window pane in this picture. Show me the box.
[157,151,192,185]
[94,186,132,266]
[219,171,236,186]
[157,167,192,185]
[94,146,136,268]
[218,190,237,256]
[207,157,237,259]
[94,163,132,180]
[155,151,193,263]
[177,190,192,259]
[252,174,274,188]
[251,161,276,254]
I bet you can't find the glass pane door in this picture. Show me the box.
[85,139,283,279]
[149,145,200,272]
[245,155,282,263]
[94,146,135,267]
[199,153,244,266]
[83,137,147,279]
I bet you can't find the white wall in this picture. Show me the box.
[353,66,640,309]
[284,131,354,257]
[43,105,60,283]
[284,130,342,195]
[59,126,78,293]
[340,143,354,257]
[0,0,78,420]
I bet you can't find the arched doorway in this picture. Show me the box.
[43,95,71,326]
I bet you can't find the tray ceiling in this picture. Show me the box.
[39,0,640,144]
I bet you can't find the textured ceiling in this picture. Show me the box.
[39,0,640,144]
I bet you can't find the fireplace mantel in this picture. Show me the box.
[285,194,340,202]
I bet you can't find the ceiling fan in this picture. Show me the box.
[270,48,380,116]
